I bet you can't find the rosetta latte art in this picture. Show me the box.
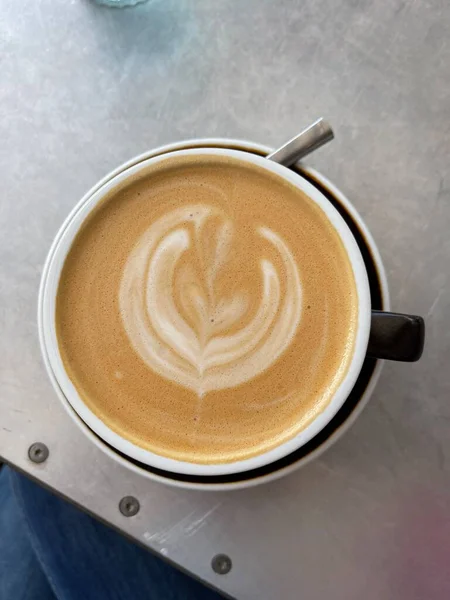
[119,205,302,397]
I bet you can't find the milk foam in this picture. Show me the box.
[119,204,302,396]
[56,155,359,465]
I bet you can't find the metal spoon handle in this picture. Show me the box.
[266,118,334,167]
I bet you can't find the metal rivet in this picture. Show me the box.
[119,496,140,517]
[28,442,49,464]
[211,554,232,575]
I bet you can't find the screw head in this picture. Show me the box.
[28,442,49,464]
[119,495,140,517]
[211,554,232,575]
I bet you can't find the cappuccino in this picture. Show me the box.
[56,154,358,464]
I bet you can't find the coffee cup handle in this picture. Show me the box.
[367,311,425,362]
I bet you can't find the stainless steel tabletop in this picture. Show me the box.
[1,1,450,599]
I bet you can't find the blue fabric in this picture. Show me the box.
[0,467,223,599]
[0,467,56,600]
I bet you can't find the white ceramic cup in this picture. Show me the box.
[40,147,371,477]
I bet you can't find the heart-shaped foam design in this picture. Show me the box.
[119,204,302,397]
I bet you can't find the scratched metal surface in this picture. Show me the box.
[1,1,450,599]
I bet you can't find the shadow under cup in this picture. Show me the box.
[40,139,398,489]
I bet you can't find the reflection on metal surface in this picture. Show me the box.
[94,0,149,7]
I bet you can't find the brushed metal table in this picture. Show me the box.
[1,1,449,599]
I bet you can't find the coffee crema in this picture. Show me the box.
[56,154,358,464]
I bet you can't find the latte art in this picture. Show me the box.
[119,205,302,396]
[55,154,358,464]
